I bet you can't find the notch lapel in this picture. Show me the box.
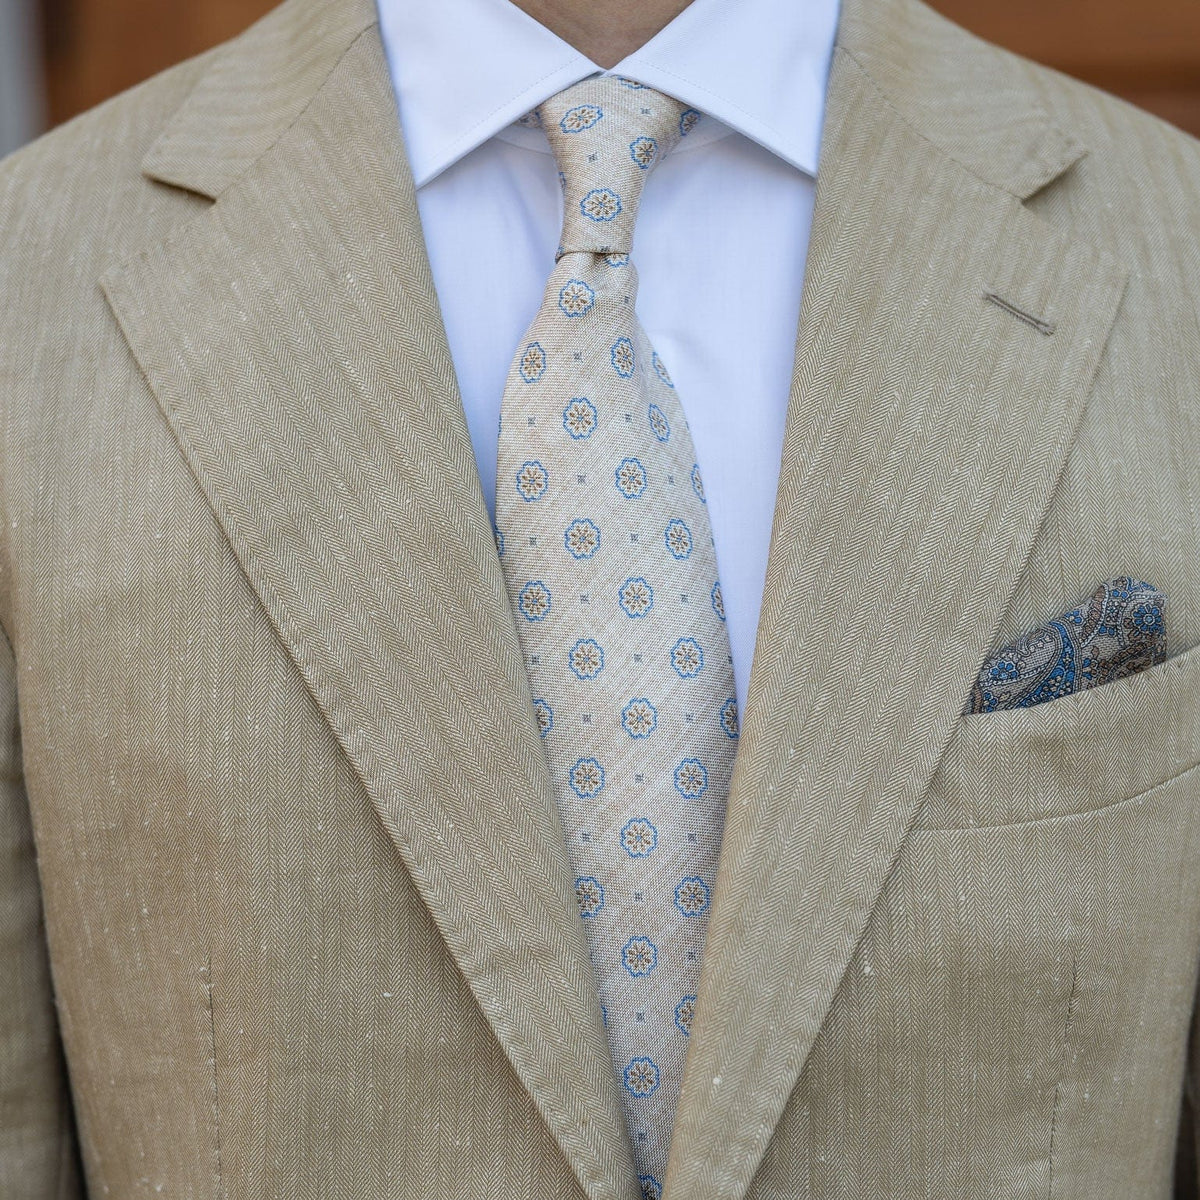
[102,19,637,1200]
[665,17,1128,1200]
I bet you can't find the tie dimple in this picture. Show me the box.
[537,77,698,257]
[495,78,730,1200]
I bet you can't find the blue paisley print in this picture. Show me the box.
[967,576,1166,713]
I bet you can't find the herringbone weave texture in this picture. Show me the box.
[1,0,1200,1197]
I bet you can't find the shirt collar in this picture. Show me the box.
[377,0,840,188]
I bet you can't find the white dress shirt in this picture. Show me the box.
[375,0,840,718]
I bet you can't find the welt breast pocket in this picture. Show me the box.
[919,640,1200,831]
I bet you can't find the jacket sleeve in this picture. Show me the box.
[0,625,82,1196]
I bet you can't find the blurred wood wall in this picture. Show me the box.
[40,0,1200,138]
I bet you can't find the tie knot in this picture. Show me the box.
[535,77,700,259]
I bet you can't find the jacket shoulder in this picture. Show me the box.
[898,1,1200,287]
[1014,51,1200,298]
[0,45,219,243]
[1017,47,1200,203]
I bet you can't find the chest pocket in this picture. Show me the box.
[919,640,1200,830]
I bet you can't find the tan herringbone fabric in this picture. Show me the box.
[1,0,1199,1197]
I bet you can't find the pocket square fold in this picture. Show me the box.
[966,577,1166,714]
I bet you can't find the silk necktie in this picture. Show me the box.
[494,77,737,1197]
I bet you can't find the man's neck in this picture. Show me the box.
[506,0,695,68]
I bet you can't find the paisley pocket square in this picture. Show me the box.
[966,576,1166,714]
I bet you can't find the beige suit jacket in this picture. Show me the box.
[2,0,1200,1195]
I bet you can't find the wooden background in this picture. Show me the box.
[39,0,1200,138]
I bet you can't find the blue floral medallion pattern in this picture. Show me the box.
[516,460,548,501]
[710,581,725,621]
[569,638,605,680]
[611,336,636,378]
[674,876,710,916]
[671,636,704,678]
[621,698,658,738]
[674,996,696,1036]
[674,758,708,799]
[518,581,551,622]
[562,397,598,439]
[652,352,675,389]
[576,875,605,917]
[624,1056,661,1096]
[558,279,596,317]
[520,342,547,382]
[664,518,692,559]
[622,936,658,977]
[621,816,658,857]
[720,697,739,739]
[629,136,658,169]
[581,188,623,222]
[648,402,670,442]
[570,756,606,799]
[564,518,601,559]
[560,103,603,133]
[615,456,648,497]
[494,76,734,1193]
[619,576,654,618]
